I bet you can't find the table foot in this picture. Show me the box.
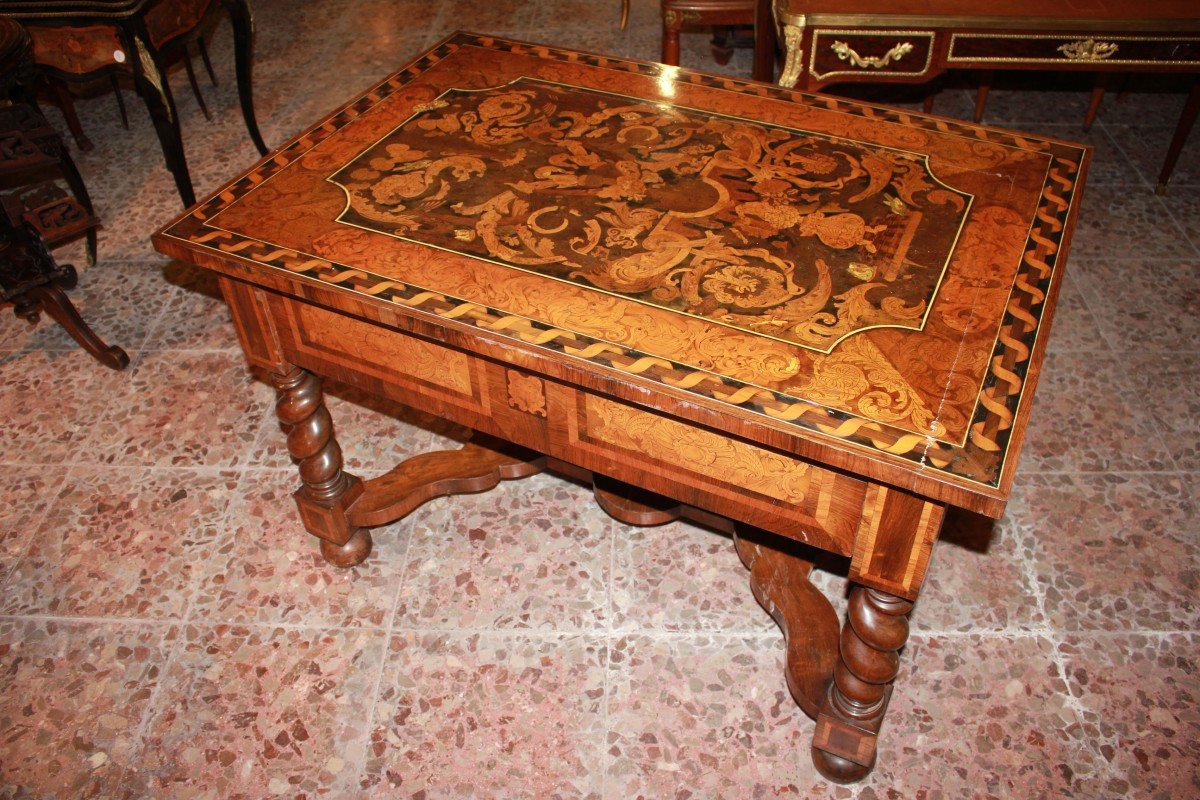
[811,586,913,782]
[733,527,839,719]
[319,528,373,568]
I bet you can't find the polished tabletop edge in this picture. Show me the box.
[153,32,1091,514]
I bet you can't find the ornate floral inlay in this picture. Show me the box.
[506,369,546,417]
[584,395,813,504]
[329,78,972,353]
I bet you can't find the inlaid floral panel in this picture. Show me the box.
[329,79,971,352]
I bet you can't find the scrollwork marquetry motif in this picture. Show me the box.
[330,79,971,353]
[830,40,914,69]
[584,395,813,504]
[505,369,546,417]
[663,9,702,27]
[1057,38,1118,61]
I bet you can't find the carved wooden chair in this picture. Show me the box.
[661,0,757,69]
[0,17,97,266]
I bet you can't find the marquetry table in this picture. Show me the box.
[770,0,1197,193]
[153,32,1088,782]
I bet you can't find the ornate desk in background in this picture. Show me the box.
[772,0,1198,193]
[154,33,1088,782]
[0,0,268,206]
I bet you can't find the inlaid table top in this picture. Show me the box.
[155,32,1089,517]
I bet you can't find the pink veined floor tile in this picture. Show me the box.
[0,349,128,465]
[909,502,1046,634]
[1011,473,1199,632]
[1058,632,1200,799]
[1018,351,1174,473]
[143,260,241,353]
[858,635,1110,800]
[362,631,607,798]
[188,467,424,629]
[79,350,276,468]
[394,473,612,631]
[1117,124,1200,189]
[1068,189,1199,261]
[0,619,169,800]
[1122,352,1200,471]
[605,633,808,800]
[610,519,783,633]
[1042,269,1110,354]
[0,466,67,572]
[127,624,385,799]
[0,467,239,619]
[1072,257,1200,354]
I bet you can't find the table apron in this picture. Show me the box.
[220,276,946,600]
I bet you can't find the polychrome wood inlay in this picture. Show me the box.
[158,33,1087,504]
[329,78,972,353]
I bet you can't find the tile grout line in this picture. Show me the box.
[1016,546,1119,788]
[4,611,1191,640]
[600,513,617,800]
[1102,118,1200,258]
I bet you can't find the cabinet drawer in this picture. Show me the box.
[947,33,1200,67]
[809,29,936,81]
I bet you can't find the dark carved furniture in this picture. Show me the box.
[0,0,269,207]
[0,201,129,369]
[772,0,1198,193]
[153,33,1088,782]
[0,17,97,264]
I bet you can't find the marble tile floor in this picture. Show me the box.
[1,1,1198,797]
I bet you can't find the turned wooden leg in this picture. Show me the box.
[1083,73,1109,132]
[662,22,681,66]
[1157,78,1200,195]
[972,70,995,123]
[271,366,371,567]
[812,585,913,783]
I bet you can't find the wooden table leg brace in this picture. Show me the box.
[267,360,942,783]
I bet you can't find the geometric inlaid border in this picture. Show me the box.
[162,33,1086,492]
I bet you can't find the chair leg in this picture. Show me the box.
[183,47,211,120]
[711,26,735,66]
[1083,73,1109,132]
[620,0,630,30]
[50,81,93,152]
[27,281,129,370]
[54,150,99,267]
[662,18,681,65]
[110,73,130,130]
[974,70,994,123]
[198,36,219,86]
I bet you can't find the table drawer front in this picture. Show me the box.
[563,391,864,552]
[947,33,1200,67]
[809,29,936,81]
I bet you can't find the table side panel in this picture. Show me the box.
[237,279,863,556]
